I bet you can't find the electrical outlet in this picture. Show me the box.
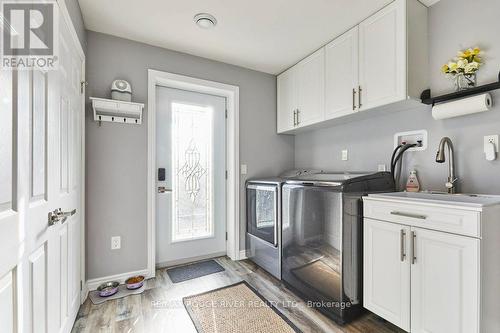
[111,236,121,250]
[484,135,499,152]
[240,164,248,175]
[341,149,348,161]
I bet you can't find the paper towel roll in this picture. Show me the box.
[432,93,492,120]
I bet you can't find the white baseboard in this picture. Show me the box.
[86,268,150,291]
[239,250,247,260]
[80,283,89,304]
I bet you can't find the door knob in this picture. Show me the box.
[158,186,172,193]
[48,208,76,226]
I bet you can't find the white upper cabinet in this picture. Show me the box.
[359,0,406,110]
[276,0,428,134]
[325,26,359,119]
[296,48,325,127]
[277,67,297,133]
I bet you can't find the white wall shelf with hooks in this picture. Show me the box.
[90,97,144,125]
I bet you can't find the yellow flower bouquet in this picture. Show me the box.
[441,47,483,91]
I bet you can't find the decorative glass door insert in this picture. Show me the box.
[171,103,214,242]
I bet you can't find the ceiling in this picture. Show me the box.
[79,0,436,75]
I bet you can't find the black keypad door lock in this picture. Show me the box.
[158,168,166,181]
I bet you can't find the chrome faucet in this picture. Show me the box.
[435,137,458,194]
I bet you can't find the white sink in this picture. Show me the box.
[368,191,500,208]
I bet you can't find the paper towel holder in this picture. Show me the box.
[421,70,500,106]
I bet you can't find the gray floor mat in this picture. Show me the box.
[166,260,225,283]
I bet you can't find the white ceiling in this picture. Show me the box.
[79,0,434,74]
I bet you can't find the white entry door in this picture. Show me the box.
[155,87,226,266]
[0,6,84,333]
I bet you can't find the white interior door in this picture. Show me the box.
[155,87,226,266]
[0,6,83,333]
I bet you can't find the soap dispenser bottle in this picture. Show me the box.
[406,170,420,192]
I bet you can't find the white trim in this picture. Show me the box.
[147,69,240,278]
[57,0,85,59]
[239,250,248,260]
[56,0,87,305]
[86,269,150,291]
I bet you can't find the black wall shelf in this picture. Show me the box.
[421,71,500,105]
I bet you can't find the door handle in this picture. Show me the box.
[411,231,417,264]
[358,85,362,109]
[400,229,406,262]
[352,88,357,111]
[158,186,172,193]
[48,208,76,226]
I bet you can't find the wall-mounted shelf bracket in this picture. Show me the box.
[421,71,500,106]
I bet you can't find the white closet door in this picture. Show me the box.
[363,218,410,331]
[0,5,84,333]
[359,0,406,111]
[296,48,325,127]
[0,67,22,333]
[411,227,480,333]
[325,26,359,119]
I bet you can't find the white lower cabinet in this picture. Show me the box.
[363,219,411,331]
[411,228,479,333]
[363,198,491,333]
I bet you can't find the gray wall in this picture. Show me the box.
[85,31,294,279]
[64,0,86,52]
[295,0,500,194]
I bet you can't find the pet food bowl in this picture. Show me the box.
[125,275,145,290]
[97,281,119,297]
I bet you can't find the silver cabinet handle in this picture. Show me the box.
[358,85,362,109]
[293,109,297,126]
[390,211,427,220]
[296,109,300,126]
[400,229,406,262]
[352,88,357,111]
[158,186,172,193]
[48,208,76,226]
[411,231,417,264]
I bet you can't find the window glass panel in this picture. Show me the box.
[171,103,213,242]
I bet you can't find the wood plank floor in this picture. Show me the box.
[72,257,405,333]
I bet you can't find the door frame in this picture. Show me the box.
[56,0,87,303]
[147,69,240,278]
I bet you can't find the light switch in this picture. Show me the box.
[241,164,248,175]
[341,150,348,161]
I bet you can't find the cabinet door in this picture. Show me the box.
[364,218,411,331]
[325,26,359,119]
[359,0,406,111]
[296,48,325,127]
[411,228,479,333]
[277,67,297,133]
